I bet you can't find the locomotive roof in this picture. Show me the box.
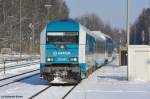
[46,19,79,32]
[92,31,112,40]
[91,31,106,41]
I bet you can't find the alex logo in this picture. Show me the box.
[53,51,71,55]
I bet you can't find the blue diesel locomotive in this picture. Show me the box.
[40,20,113,84]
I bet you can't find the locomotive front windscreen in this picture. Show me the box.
[47,32,79,44]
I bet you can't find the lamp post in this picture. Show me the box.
[19,0,22,60]
[0,1,5,24]
[127,0,131,45]
[44,4,52,22]
[58,0,64,16]
[149,26,150,45]
[127,0,131,80]
[29,22,34,63]
[7,16,14,57]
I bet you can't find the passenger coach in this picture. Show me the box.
[40,19,114,84]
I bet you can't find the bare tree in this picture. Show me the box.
[76,13,122,47]
[0,0,69,53]
[130,8,150,45]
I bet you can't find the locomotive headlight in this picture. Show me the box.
[73,57,77,62]
[60,45,64,49]
[47,58,51,62]
[70,57,78,62]
[47,57,53,62]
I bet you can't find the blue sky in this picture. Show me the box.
[65,0,149,29]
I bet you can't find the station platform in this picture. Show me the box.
[66,57,150,99]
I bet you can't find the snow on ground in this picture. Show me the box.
[0,54,40,68]
[0,55,47,99]
[0,60,39,69]
[0,56,150,99]
[0,63,39,80]
[0,54,40,80]
[66,58,150,99]
[34,86,74,99]
[0,74,49,99]
[0,58,39,68]
[0,54,40,59]
[0,67,74,99]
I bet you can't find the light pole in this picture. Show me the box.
[0,1,5,24]
[44,4,52,22]
[30,17,35,52]
[149,26,150,45]
[0,38,9,58]
[58,0,64,16]
[29,21,34,62]
[127,0,131,45]
[127,0,131,80]
[134,25,136,44]
[8,16,14,57]
[19,0,22,60]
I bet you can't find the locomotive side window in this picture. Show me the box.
[86,34,96,53]
[46,32,79,44]
[106,37,113,56]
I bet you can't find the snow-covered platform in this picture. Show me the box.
[66,58,150,99]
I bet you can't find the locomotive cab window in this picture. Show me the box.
[46,32,79,44]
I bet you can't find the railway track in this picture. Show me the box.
[61,85,77,99]
[28,84,78,99]
[0,69,39,81]
[28,86,52,99]
[0,70,40,88]
[0,61,40,72]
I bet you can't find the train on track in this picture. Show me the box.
[40,19,114,84]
